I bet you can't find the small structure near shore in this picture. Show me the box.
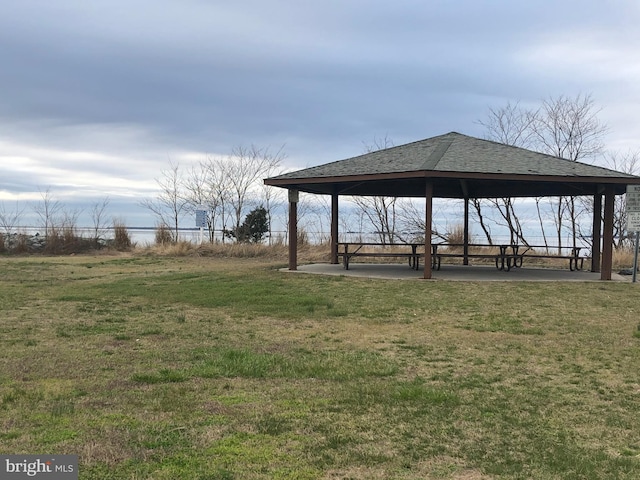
[265,132,640,280]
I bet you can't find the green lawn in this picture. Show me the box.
[1,255,640,479]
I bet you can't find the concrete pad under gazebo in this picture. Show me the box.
[287,263,630,282]
[265,132,640,280]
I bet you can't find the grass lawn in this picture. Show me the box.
[1,254,640,479]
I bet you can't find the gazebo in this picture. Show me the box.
[264,132,640,280]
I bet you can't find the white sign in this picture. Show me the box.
[628,212,640,232]
[627,185,640,213]
[195,209,207,228]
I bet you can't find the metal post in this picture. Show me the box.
[633,231,639,283]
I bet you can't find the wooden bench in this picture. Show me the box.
[432,243,589,272]
[431,244,520,271]
[432,253,520,271]
[337,242,422,270]
[519,246,587,271]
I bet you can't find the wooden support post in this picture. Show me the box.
[463,198,469,265]
[331,193,339,264]
[288,190,299,271]
[592,192,602,273]
[601,187,615,280]
[423,182,433,279]
[459,181,470,266]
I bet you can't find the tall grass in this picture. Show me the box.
[613,246,640,270]
[42,225,95,254]
[112,222,133,251]
[445,224,466,245]
[154,223,174,245]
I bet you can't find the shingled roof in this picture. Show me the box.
[265,132,640,198]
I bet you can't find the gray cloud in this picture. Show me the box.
[1,0,639,222]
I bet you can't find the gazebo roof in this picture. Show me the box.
[265,132,640,198]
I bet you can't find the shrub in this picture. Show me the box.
[445,224,466,245]
[41,223,94,254]
[113,222,133,251]
[155,224,174,245]
[44,228,62,254]
[149,240,194,256]
[12,234,29,254]
[62,225,80,253]
[224,206,269,243]
[297,228,309,247]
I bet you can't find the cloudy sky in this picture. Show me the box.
[1,0,639,227]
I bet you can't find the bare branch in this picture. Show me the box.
[0,200,25,236]
[139,161,188,241]
[90,197,110,244]
[33,187,63,236]
[477,101,539,148]
[224,144,285,241]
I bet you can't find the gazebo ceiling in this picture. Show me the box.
[265,132,640,198]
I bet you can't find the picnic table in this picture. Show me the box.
[431,243,521,271]
[338,242,588,272]
[337,242,422,270]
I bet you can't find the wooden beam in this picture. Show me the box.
[601,187,615,280]
[463,197,469,265]
[591,193,602,273]
[459,181,470,265]
[331,193,339,264]
[288,190,299,271]
[424,181,433,279]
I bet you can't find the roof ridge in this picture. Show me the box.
[421,137,454,170]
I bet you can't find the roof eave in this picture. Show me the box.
[265,170,640,187]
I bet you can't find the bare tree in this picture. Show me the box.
[577,150,640,250]
[297,193,331,244]
[223,145,285,242]
[206,156,234,242]
[352,135,400,244]
[532,93,607,251]
[478,95,607,250]
[183,162,208,223]
[184,161,216,242]
[262,183,283,245]
[261,163,286,245]
[351,195,400,244]
[469,199,494,245]
[338,206,359,243]
[535,94,606,161]
[60,207,82,235]
[90,197,110,246]
[140,161,188,241]
[477,101,539,245]
[477,101,538,149]
[0,199,25,236]
[183,149,282,245]
[395,198,451,243]
[534,197,551,250]
[607,151,640,248]
[33,187,63,236]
